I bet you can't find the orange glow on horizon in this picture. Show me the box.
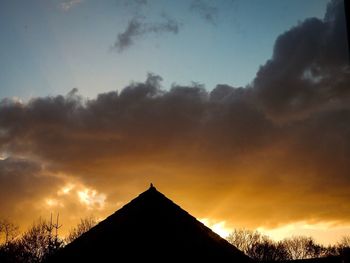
[200,218,232,238]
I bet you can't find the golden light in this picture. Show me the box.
[200,218,232,238]
[58,183,75,195]
[45,198,63,207]
[77,188,106,209]
[256,221,350,245]
[0,152,7,160]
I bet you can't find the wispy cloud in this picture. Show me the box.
[113,16,179,52]
[60,0,84,12]
[190,0,218,25]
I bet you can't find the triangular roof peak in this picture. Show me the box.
[49,186,252,262]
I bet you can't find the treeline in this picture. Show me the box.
[227,229,350,262]
[0,216,96,263]
[1,217,350,262]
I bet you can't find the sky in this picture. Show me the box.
[0,0,349,245]
[1,0,329,99]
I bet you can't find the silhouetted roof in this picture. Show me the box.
[49,185,252,262]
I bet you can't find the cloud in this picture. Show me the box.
[113,18,143,52]
[113,16,179,52]
[0,156,112,233]
[190,0,218,25]
[252,0,349,122]
[0,158,63,223]
[0,0,349,235]
[60,0,83,11]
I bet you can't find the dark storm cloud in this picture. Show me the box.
[190,0,218,25]
[0,74,269,170]
[113,16,179,52]
[1,0,350,228]
[253,0,349,122]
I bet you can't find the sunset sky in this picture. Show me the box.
[0,0,349,245]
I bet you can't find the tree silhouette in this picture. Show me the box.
[19,218,63,262]
[65,216,97,244]
[0,219,19,245]
[227,228,263,256]
[227,229,290,261]
[249,240,290,262]
[339,236,350,248]
[227,229,347,261]
[281,236,321,260]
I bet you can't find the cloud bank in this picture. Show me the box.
[0,0,349,234]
